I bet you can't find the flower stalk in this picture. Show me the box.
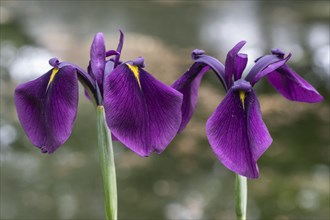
[96,106,117,220]
[235,174,247,220]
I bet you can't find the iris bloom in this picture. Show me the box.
[172,41,323,178]
[14,31,183,156]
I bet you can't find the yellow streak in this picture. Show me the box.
[47,68,59,89]
[127,64,141,89]
[239,91,245,109]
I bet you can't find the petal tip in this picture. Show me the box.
[49,57,59,68]
[95,32,104,39]
[271,48,285,57]
[231,40,247,53]
[192,49,205,60]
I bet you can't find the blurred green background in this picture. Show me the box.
[0,1,329,219]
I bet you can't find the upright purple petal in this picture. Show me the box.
[233,54,248,81]
[104,64,183,156]
[114,30,124,68]
[206,88,272,178]
[14,66,78,153]
[225,41,248,85]
[172,62,210,132]
[90,32,106,92]
[267,65,323,103]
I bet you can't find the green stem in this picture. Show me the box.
[235,174,247,220]
[96,106,117,220]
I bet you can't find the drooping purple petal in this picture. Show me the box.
[90,32,106,93]
[225,41,248,86]
[59,61,96,91]
[267,64,323,103]
[105,50,120,57]
[104,63,183,156]
[206,88,272,178]
[246,90,273,164]
[14,66,78,153]
[246,54,291,85]
[271,48,286,58]
[192,50,227,90]
[172,62,210,132]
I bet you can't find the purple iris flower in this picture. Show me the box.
[14,31,183,156]
[172,41,323,178]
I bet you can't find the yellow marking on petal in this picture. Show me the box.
[239,91,245,110]
[47,68,59,89]
[127,64,141,89]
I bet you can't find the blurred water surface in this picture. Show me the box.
[0,1,329,219]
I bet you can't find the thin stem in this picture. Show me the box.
[96,106,117,220]
[235,174,247,220]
